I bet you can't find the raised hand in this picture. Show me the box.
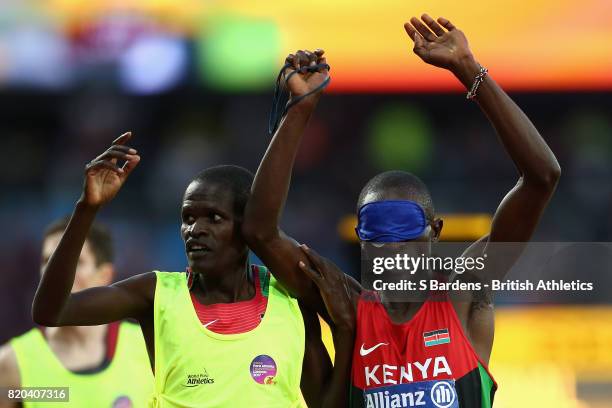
[404,14,475,71]
[283,49,329,100]
[81,132,140,207]
[298,244,355,330]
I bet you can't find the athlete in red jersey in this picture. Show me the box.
[245,13,560,407]
[350,289,497,407]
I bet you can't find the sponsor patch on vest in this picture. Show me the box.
[364,380,458,408]
[183,369,215,387]
[250,355,277,385]
[112,396,133,408]
[423,329,450,347]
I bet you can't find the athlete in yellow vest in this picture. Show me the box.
[0,219,152,408]
[151,268,303,406]
[31,49,355,408]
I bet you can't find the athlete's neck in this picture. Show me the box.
[46,325,108,345]
[44,325,110,372]
[381,299,426,325]
[192,259,253,304]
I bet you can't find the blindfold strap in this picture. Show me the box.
[356,200,428,242]
[268,63,331,136]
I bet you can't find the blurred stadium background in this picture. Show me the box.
[0,1,611,407]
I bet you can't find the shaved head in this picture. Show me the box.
[188,165,254,220]
[357,171,434,220]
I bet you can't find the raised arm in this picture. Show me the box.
[404,15,561,363]
[404,15,560,272]
[242,50,334,311]
[32,133,154,327]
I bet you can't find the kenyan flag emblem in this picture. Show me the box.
[423,329,450,347]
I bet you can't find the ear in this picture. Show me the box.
[95,262,115,286]
[431,218,443,242]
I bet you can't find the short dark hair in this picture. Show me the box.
[189,165,254,219]
[44,218,114,266]
[357,170,434,220]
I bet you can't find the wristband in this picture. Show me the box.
[466,65,488,100]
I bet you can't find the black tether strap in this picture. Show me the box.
[268,62,331,135]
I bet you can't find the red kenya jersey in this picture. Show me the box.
[350,291,496,408]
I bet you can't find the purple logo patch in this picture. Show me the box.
[112,396,133,408]
[250,354,277,385]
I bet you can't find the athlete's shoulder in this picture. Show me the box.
[251,263,274,295]
[152,270,181,279]
[347,274,364,303]
[151,270,183,288]
[112,272,158,307]
[0,341,21,388]
[252,263,296,300]
[359,289,380,303]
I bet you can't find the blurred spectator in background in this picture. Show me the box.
[0,218,153,408]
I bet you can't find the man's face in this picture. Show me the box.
[361,189,442,243]
[358,189,442,272]
[41,232,112,292]
[181,180,247,276]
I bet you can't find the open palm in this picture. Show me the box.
[404,15,473,70]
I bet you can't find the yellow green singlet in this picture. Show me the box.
[151,267,305,408]
[11,322,153,407]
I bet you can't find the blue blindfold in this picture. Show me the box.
[356,200,428,242]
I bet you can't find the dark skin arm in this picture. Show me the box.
[300,303,332,408]
[243,51,359,406]
[32,133,154,337]
[242,50,343,315]
[404,14,561,362]
[405,14,560,260]
[298,245,356,408]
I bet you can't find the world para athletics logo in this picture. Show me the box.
[112,396,133,408]
[183,369,215,387]
[250,355,277,385]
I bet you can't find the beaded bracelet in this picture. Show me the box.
[466,66,488,100]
